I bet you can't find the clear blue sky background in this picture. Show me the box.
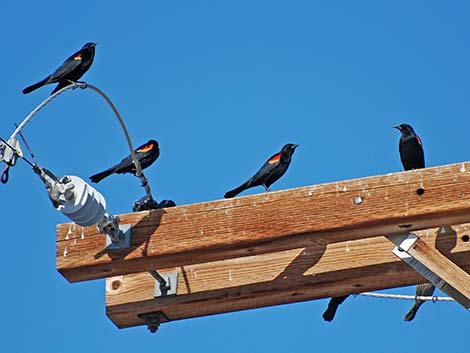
[1,1,469,352]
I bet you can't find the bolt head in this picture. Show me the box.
[354,196,363,205]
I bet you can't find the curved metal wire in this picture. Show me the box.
[8,81,153,199]
[84,83,153,199]
[10,82,86,140]
[2,83,84,183]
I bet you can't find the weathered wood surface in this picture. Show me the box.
[106,224,470,328]
[58,162,470,282]
[408,236,470,300]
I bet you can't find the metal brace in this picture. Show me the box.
[137,311,169,333]
[390,234,446,287]
[149,270,178,297]
[388,233,470,309]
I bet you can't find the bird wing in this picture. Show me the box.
[136,142,156,153]
[113,141,157,174]
[416,136,425,167]
[49,50,84,82]
[246,152,282,186]
[400,136,425,170]
[112,155,135,174]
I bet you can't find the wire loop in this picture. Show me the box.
[7,81,153,198]
[1,165,9,184]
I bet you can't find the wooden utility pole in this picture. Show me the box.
[56,162,470,330]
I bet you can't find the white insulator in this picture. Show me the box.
[57,175,106,226]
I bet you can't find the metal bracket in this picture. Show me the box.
[387,233,470,309]
[387,233,418,252]
[149,270,178,297]
[137,311,169,333]
[391,241,446,288]
[105,224,132,250]
[97,213,132,250]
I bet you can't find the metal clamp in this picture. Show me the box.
[97,213,132,250]
[33,166,71,208]
[0,137,23,184]
[149,270,178,297]
[138,311,169,333]
[133,195,177,212]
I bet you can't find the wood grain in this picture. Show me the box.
[106,224,470,328]
[58,162,470,282]
[408,237,470,298]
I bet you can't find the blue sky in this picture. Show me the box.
[1,1,469,352]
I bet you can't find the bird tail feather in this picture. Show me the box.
[322,295,349,322]
[404,283,435,321]
[224,181,250,198]
[404,303,421,321]
[22,76,50,94]
[89,168,115,183]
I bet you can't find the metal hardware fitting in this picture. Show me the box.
[100,221,132,250]
[389,233,442,283]
[149,270,178,297]
[138,311,169,333]
[0,137,22,184]
[133,195,177,212]
[387,233,470,309]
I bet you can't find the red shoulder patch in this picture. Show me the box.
[137,143,154,153]
[268,153,282,164]
[416,135,422,146]
[74,54,82,60]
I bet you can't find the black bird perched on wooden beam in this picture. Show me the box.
[23,42,96,95]
[394,123,435,321]
[224,143,298,198]
[394,123,425,170]
[90,140,160,183]
[322,123,433,322]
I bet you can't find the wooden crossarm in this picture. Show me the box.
[57,162,470,282]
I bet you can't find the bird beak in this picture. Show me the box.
[292,144,299,149]
[393,125,401,130]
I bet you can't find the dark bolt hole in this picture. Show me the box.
[416,188,425,196]
[111,280,121,290]
[462,235,470,242]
